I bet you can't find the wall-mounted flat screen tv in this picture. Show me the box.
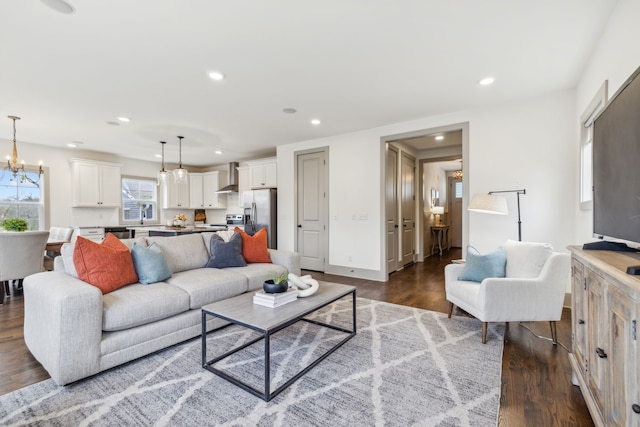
[593,65,640,244]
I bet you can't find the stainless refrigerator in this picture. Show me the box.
[243,188,277,249]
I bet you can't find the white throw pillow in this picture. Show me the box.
[504,240,553,278]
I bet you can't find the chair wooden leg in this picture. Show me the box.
[482,322,488,344]
[550,321,558,345]
[447,302,454,318]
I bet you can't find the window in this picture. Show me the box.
[121,177,157,222]
[580,81,608,211]
[0,168,45,230]
[455,181,463,199]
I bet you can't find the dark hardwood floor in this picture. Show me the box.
[0,249,593,426]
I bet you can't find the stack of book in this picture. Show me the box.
[253,288,298,308]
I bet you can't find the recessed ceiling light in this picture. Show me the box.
[117,117,131,123]
[435,135,444,141]
[283,108,297,114]
[311,119,321,126]
[67,143,78,148]
[479,77,495,86]
[155,154,162,158]
[215,150,222,155]
[40,0,75,14]
[208,72,225,81]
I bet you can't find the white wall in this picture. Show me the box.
[278,89,577,280]
[575,0,640,244]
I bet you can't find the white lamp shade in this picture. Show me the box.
[468,193,508,215]
[432,206,445,215]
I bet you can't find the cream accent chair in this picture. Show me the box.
[444,240,571,344]
[44,227,73,271]
[0,230,50,304]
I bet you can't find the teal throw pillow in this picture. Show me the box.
[458,245,506,282]
[206,232,247,268]
[131,243,172,284]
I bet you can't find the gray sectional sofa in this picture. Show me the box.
[23,232,300,385]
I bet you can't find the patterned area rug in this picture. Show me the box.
[0,298,505,426]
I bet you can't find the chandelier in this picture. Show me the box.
[173,135,188,184]
[4,115,44,186]
[453,170,463,179]
[157,140,168,186]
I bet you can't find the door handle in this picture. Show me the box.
[632,404,640,414]
[394,224,399,228]
[578,319,585,325]
[297,224,302,228]
[595,347,607,358]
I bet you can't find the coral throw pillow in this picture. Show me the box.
[234,227,272,263]
[73,233,139,294]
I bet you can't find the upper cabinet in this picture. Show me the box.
[248,158,277,189]
[163,176,189,209]
[189,172,227,209]
[71,160,121,208]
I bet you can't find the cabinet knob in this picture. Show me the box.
[578,319,585,325]
[632,404,640,414]
[595,347,608,358]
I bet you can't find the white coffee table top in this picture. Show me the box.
[201,281,355,332]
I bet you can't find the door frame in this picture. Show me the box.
[294,146,329,272]
[380,122,469,280]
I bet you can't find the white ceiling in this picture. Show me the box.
[0,0,617,167]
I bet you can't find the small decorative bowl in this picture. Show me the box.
[263,280,288,294]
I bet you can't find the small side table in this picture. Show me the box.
[431,225,450,256]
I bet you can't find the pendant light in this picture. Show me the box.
[157,140,168,186]
[173,135,188,184]
[3,115,44,185]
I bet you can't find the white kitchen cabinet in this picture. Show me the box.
[71,160,121,207]
[162,177,189,209]
[237,166,250,207]
[248,158,277,189]
[189,172,227,209]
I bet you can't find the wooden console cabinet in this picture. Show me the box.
[569,246,639,427]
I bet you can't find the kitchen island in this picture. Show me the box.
[128,225,227,238]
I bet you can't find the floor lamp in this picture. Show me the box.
[468,189,526,241]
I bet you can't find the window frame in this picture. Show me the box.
[121,175,159,224]
[0,166,46,231]
[580,81,608,211]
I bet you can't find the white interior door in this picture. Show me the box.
[386,145,399,274]
[400,152,415,266]
[448,176,463,247]
[296,149,327,271]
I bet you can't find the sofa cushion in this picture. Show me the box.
[205,233,247,268]
[117,237,148,251]
[147,234,210,273]
[73,234,139,294]
[131,243,172,284]
[166,268,248,309]
[234,227,272,263]
[102,282,190,331]
[60,242,78,277]
[458,246,506,283]
[504,240,553,278]
[227,263,289,291]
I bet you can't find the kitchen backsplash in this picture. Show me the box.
[68,207,232,227]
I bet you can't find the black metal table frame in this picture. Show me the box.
[201,290,356,402]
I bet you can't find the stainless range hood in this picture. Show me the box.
[216,162,239,193]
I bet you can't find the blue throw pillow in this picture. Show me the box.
[458,245,506,282]
[206,232,247,268]
[131,243,172,284]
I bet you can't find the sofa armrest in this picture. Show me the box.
[23,271,103,385]
[268,249,301,276]
[444,263,466,290]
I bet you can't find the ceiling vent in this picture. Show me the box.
[216,162,239,193]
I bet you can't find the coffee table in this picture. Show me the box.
[201,281,356,401]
